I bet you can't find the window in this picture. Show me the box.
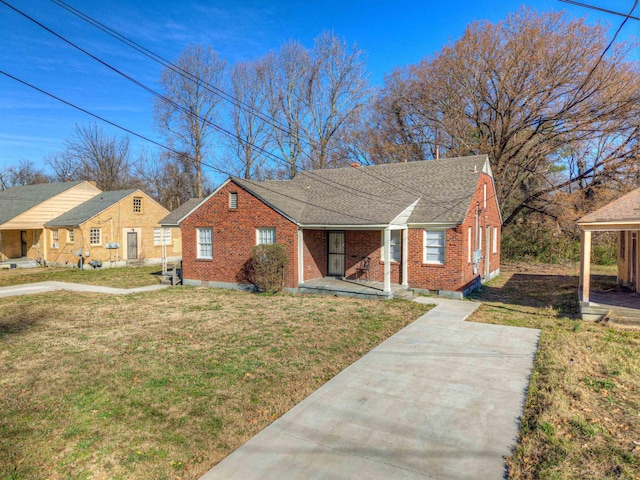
[620,232,626,259]
[256,227,276,245]
[68,229,75,243]
[492,226,498,254]
[90,228,101,245]
[197,227,213,259]
[133,197,143,213]
[229,192,238,209]
[468,227,472,263]
[51,229,59,248]
[154,228,171,246]
[483,183,487,209]
[478,226,482,251]
[424,230,445,264]
[381,230,402,262]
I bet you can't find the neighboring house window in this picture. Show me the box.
[478,226,482,251]
[154,228,171,246]
[381,230,401,262]
[229,192,238,209]
[424,230,445,264]
[620,232,626,259]
[133,197,143,213]
[90,228,101,245]
[483,183,487,209]
[197,227,213,259]
[492,226,498,254]
[51,229,59,248]
[68,229,75,243]
[256,227,276,245]
[468,227,472,263]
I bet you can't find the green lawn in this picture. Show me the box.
[0,285,430,479]
[469,263,640,479]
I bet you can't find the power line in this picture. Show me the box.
[558,0,640,21]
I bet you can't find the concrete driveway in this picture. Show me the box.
[0,281,168,298]
[201,297,540,480]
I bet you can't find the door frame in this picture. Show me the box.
[327,231,345,277]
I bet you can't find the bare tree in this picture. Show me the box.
[226,59,271,179]
[0,160,49,188]
[304,31,369,170]
[62,123,135,191]
[154,45,226,197]
[263,42,310,179]
[368,8,639,226]
[45,150,81,182]
[135,150,194,210]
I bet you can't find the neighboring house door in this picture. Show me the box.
[327,231,345,276]
[127,232,138,260]
[20,230,27,257]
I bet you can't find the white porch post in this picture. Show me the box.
[297,228,304,285]
[402,227,409,287]
[579,229,592,303]
[383,227,391,293]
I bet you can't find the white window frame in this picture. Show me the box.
[492,226,498,254]
[256,227,276,245]
[483,183,487,209]
[229,192,238,209]
[154,227,171,246]
[468,227,472,263]
[68,229,75,243]
[423,229,446,265]
[51,229,59,248]
[479,226,482,251]
[381,230,401,262]
[89,228,101,246]
[197,227,213,259]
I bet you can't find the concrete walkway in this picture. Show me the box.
[202,297,540,480]
[0,281,168,298]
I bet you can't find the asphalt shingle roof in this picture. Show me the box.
[232,155,488,226]
[0,181,86,225]
[45,189,138,227]
[159,198,204,226]
[578,188,640,224]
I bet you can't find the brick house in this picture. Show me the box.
[43,189,181,268]
[179,155,501,298]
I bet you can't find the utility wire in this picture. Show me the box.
[558,0,640,21]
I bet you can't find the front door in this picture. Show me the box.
[327,231,345,276]
[20,230,27,257]
[127,232,138,260]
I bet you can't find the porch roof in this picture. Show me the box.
[232,155,489,227]
[578,188,640,228]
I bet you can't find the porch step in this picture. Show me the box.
[0,259,39,269]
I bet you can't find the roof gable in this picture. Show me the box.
[0,181,91,226]
[45,189,138,227]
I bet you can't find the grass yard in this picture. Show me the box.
[0,265,162,288]
[470,263,640,479]
[0,285,430,479]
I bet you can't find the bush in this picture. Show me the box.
[250,243,288,293]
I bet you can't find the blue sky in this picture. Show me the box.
[0,0,638,172]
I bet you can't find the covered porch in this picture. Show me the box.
[578,204,640,321]
[297,225,409,296]
[0,228,47,266]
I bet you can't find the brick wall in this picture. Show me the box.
[181,181,298,287]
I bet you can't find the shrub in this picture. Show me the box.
[250,243,288,293]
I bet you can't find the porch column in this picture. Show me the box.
[383,227,391,293]
[579,229,591,303]
[297,228,304,285]
[402,227,409,287]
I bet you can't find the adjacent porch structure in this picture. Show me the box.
[578,188,640,321]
